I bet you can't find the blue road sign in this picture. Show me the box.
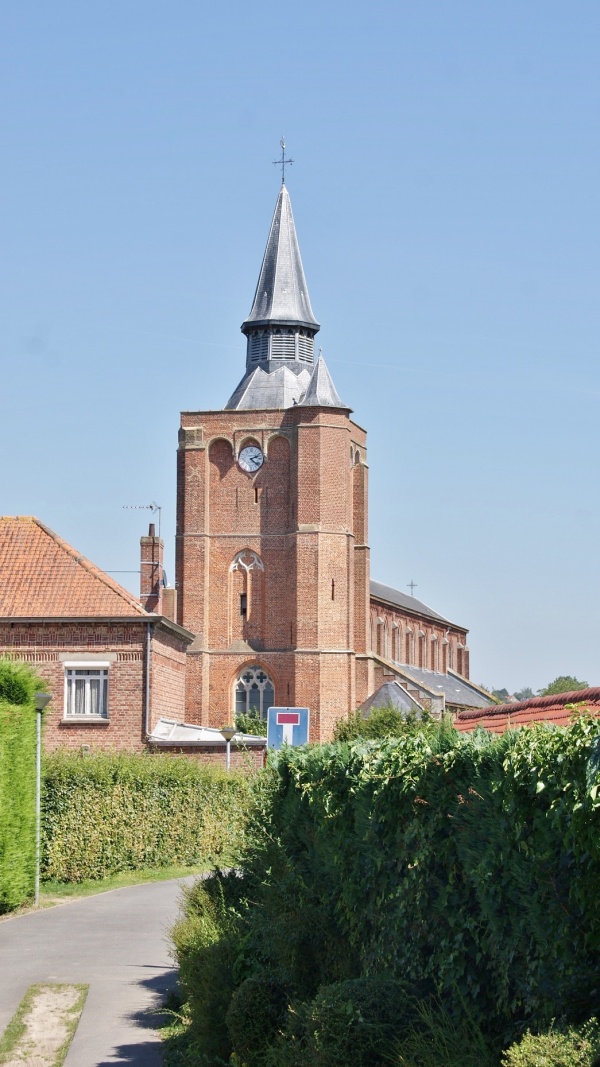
[267,707,310,749]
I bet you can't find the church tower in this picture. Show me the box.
[176,174,373,739]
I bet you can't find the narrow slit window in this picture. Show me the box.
[331,579,335,600]
[240,594,247,617]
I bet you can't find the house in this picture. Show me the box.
[0,516,193,752]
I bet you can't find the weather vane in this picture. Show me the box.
[272,136,293,184]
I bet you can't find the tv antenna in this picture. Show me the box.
[123,502,162,538]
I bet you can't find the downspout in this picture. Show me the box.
[145,620,152,739]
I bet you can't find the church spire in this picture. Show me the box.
[241,183,320,369]
[225,162,346,411]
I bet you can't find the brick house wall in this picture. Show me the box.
[0,617,191,752]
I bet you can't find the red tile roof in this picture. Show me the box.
[0,516,148,618]
[454,687,600,733]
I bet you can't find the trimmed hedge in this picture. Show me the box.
[254,717,600,1038]
[171,715,600,1063]
[42,751,251,882]
[0,660,45,912]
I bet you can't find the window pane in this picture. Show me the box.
[248,684,260,714]
[89,678,100,716]
[74,678,86,715]
[235,685,247,716]
[263,683,274,718]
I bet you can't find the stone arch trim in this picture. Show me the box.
[207,435,234,456]
[265,431,292,456]
[230,549,264,574]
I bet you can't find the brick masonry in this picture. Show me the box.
[0,619,190,752]
[176,405,372,740]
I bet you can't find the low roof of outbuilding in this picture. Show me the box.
[455,687,600,733]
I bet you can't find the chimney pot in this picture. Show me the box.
[149,523,155,537]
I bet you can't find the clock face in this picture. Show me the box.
[238,445,264,473]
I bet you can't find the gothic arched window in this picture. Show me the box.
[234,665,275,721]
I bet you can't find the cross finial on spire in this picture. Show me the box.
[407,580,418,596]
[272,136,293,184]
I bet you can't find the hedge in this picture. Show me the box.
[171,715,600,1063]
[0,660,45,912]
[42,751,252,882]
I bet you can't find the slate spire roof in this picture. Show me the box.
[226,183,346,411]
[0,516,148,618]
[300,354,345,407]
[242,184,320,332]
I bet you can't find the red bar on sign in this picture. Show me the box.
[277,712,300,725]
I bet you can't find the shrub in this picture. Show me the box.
[42,751,251,881]
[333,703,433,741]
[226,971,290,1065]
[0,659,45,911]
[0,658,40,706]
[172,870,248,1063]
[235,711,268,737]
[305,976,411,1067]
[502,1018,600,1067]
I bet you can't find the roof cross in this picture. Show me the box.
[407,580,418,596]
[272,136,294,184]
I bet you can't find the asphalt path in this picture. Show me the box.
[0,876,197,1065]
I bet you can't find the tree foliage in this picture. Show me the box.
[333,703,433,742]
[539,675,589,696]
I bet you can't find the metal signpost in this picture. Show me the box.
[267,707,309,750]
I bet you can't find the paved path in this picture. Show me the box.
[0,877,196,1065]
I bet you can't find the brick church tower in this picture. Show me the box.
[176,179,373,740]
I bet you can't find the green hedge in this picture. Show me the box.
[0,660,45,912]
[42,751,251,882]
[171,716,600,1063]
[263,717,600,1037]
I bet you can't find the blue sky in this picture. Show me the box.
[2,1,599,692]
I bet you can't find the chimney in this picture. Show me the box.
[162,586,177,622]
[140,523,164,613]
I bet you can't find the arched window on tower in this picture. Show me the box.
[229,550,264,645]
[234,665,275,721]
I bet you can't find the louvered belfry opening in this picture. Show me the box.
[247,326,316,366]
[241,183,320,375]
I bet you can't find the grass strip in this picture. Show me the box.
[0,983,88,1066]
[41,862,211,902]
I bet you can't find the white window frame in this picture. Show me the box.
[63,662,110,720]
